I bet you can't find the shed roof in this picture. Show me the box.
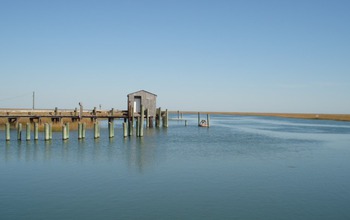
[128,90,157,97]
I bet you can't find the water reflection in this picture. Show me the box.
[106,138,115,162]
[124,128,164,173]
[125,138,150,173]
[4,142,11,161]
[1,127,168,174]
[2,117,349,172]
[61,140,69,162]
[44,140,52,161]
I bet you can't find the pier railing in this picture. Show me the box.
[0,108,127,119]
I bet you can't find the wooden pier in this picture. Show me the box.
[0,107,169,141]
[0,108,128,123]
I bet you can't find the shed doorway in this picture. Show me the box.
[134,96,141,113]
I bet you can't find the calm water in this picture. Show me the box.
[1,115,350,220]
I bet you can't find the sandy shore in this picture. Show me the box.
[170,111,350,122]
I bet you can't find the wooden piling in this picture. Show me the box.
[78,122,83,139]
[146,108,149,128]
[163,109,169,128]
[62,125,68,140]
[159,107,162,127]
[198,112,200,126]
[128,118,132,136]
[140,106,145,137]
[131,108,135,128]
[123,122,128,138]
[136,117,140,137]
[5,122,10,141]
[17,123,22,141]
[108,119,114,138]
[155,108,158,127]
[82,122,86,139]
[79,102,83,120]
[139,120,143,137]
[185,120,188,126]
[94,122,100,139]
[44,123,50,141]
[207,114,210,127]
[156,107,161,127]
[34,122,39,140]
[66,122,70,139]
[49,123,53,140]
[26,123,31,141]
[149,117,154,128]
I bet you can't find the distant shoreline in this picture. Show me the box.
[169,111,350,122]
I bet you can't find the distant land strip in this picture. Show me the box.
[169,111,350,122]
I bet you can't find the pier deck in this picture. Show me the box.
[0,108,130,124]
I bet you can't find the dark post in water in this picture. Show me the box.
[140,106,145,137]
[17,123,22,141]
[207,114,210,128]
[146,108,150,128]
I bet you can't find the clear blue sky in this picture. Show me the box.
[1,0,349,113]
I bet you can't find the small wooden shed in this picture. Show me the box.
[127,90,157,117]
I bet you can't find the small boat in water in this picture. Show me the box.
[199,120,208,127]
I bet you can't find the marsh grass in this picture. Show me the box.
[0,118,95,131]
[171,111,350,122]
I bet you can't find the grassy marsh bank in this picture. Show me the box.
[0,118,96,131]
[171,111,350,122]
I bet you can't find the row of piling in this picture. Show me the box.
[2,110,212,141]
[2,107,170,141]
[3,121,137,141]
[4,122,54,141]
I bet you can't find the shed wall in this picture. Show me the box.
[128,91,157,117]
